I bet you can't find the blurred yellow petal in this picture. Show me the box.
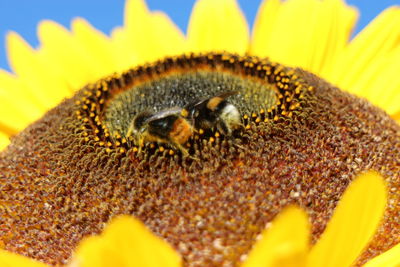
[71,18,117,77]
[151,11,186,56]
[251,0,281,57]
[0,70,43,133]
[350,47,400,116]
[0,131,9,151]
[322,7,400,118]
[38,20,99,90]
[0,70,43,112]
[187,0,249,54]
[71,215,181,267]
[6,32,70,109]
[0,99,33,134]
[325,7,400,89]
[307,172,387,267]
[264,0,321,68]
[110,26,136,72]
[363,242,400,267]
[0,249,48,267]
[121,0,185,67]
[251,0,358,73]
[242,206,309,267]
[306,0,358,74]
[392,111,400,123]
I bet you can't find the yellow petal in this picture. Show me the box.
[71,18,117,77]
[6,32,71,109]
[0,70,43,133]
[307,172,387,267]
[306,0,358,74]
[251,0,282,57]
[110,26,137,72]
[37,20,99,90]
[363,242,400,267]
[71,215,181,267]
[0,131,9,151]
[0,69,44,113]
[121,0,186,67]
[242,206,309,267]
[0,99,31,134]
[324,7,400,96]
[251,0,358,73]
[353,47,400,116]
[187,0,249,54]
[150,11,186,57]
[392,111,400,123]
[0,249,48,267]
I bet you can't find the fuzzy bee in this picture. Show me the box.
[126,91,241,156]
[126,107,193,156]
[183,91,241,135]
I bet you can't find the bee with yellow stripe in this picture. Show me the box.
[127,107,193,156]
[127,91,241,156]
[183,91,241,135]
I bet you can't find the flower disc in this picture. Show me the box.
[0,53,399,266]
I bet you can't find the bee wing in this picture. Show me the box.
[203,90,238,112]
[145,107,183,122]
[184,98,207,110]
[184,90,239,119]
[215,90,238,100]
[188,91,238,107]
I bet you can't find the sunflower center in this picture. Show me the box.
[76,53,310,155]
[2,52,400,267]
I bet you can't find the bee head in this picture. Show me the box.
[126,111,154,138]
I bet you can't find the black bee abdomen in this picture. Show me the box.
[147,115,179,139]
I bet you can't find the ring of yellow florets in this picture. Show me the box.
[74,52,313,156]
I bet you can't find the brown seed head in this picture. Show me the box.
[0,52,399,266]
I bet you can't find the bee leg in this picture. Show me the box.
[216,121,246,150]
[126,125,134,139]
[175,144,199,161]
[136,135,145,154]
[175,143,189,157]
[216,120,231,136]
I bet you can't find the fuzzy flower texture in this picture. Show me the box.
[0,0,400,267]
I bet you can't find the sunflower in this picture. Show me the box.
[0,0,399,266]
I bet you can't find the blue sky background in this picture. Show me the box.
[0,0,399,72]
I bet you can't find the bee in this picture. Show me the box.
[126,107,193,156]
[183,91,241,135]
[126,91,241,157]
